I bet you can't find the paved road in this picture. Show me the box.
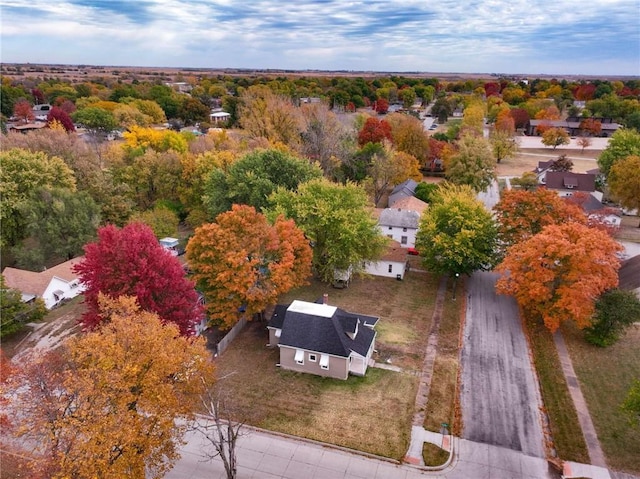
[460,271,546,458]
[166,425,564,479]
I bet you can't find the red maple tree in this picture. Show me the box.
[74,223,202,336]
[357,117,393,146]
[47,107,76,132]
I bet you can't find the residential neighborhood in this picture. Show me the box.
[1,66,639,479]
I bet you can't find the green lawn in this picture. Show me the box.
[561,322,640,474]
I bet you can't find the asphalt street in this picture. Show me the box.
[460,271,546,458]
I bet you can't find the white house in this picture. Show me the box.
[364,241,408,280]
[2,257,85,310]
[377,208,421,248]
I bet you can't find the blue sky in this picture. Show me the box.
[1,0,639,76]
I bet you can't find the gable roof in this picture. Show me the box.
[2,257,84,297]
[388,179,418,206]
[389,196,428,214]
[619,255,640,292]
[378,208,420,229]
[269,300,378,358]
[379,240,408,263]
[544,171,596,192]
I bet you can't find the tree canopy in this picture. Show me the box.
[496,222,622,332]
[415,184,498,276]
[203,148,323,219]
[446,133,496,192]
[608,155,640,221]
[187,204,312,328]
[7,295,214,479]
[74,222,203,336]
[598,128,640,177]
[268,178,387,282]
[494,188,587,248]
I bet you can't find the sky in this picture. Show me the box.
[1,0,639,76]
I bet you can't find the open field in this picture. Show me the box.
[561,322,640,474]
[496,148,600,177]
[212,271,440,459]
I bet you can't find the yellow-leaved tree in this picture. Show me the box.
[8,295,214,479]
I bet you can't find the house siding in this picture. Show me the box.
[364,260,406,279]
[42,276,84,309]
[379,225,417,248]
[279,345,349,380]
[267,327,280,347]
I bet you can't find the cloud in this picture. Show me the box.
[0,0,638,75]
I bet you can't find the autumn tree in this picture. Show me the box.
[13,99,34,123]
[494,188,586,247]
[299,102,350,178]
[187,205,312,328]
[608,155,640,224]
[0,148,76,248]
[238,85,301,148]
[494,108,516,135]
[584,289,640,347]
[373,97,389,114]
[509,171,539,191]
[364,146,422,206]
[551,154,573,172]
[446,133,496,192]
[579,117,602,137]
[268,178,387,283]
[415,184,498,276]
[598,128,640,177]
[203,148,322,219]
[541,127,570,149]
[460,102,485,137]
[577,136,592,153]
[357,116,393,146]
[386,113,430,163]
[74,222,203,336]
[489,129,518,163]
[496,222,622,332]
[8,295,214,479]
[129,205,180,239]
[46,106,75,132]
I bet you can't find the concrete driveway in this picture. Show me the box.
[460,271,546,458]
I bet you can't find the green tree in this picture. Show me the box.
[72,107,118,138]
[584,289,640,347]
[414,182,438,203]
[129,206,179,239]
[268,178,387,282]
[598,128,640,177]
[415,184,498,276]
[446,133,496,192]
[0,148,76,248]
[203,149,322,218]
[13,187,100,269]
[489,129,518,163]
[0,275,46,338]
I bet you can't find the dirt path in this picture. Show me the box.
[460,272,546,458]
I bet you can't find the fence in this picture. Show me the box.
[215,315,248,356]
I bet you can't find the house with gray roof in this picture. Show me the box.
[267,298,379,380]
[388,179,418,207]
[378,207,421,248]
[619,255,640,299]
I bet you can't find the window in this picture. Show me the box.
[403,227,407,232]
[320,355,329,370]
[388,226,392,230]
[294,349,304,365]
[401,236,408,245]
[387,234,393,239]
[388,264,393,273]
[309,353,317,362]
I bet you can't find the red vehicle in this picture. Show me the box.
[407,247,419,256]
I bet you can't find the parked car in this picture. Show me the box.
[407,247,419,255]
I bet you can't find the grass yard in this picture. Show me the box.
[561,322,640,474]
[496,148,599,177]
[212,270,440,459]
[423,277,463,436]
[526,318,590,463]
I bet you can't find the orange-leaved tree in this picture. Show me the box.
[494,188,587,248]
[496,222,622,332]
[186,204,312,328]
[8,295,214,479]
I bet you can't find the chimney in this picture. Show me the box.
[323,293,328,305]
